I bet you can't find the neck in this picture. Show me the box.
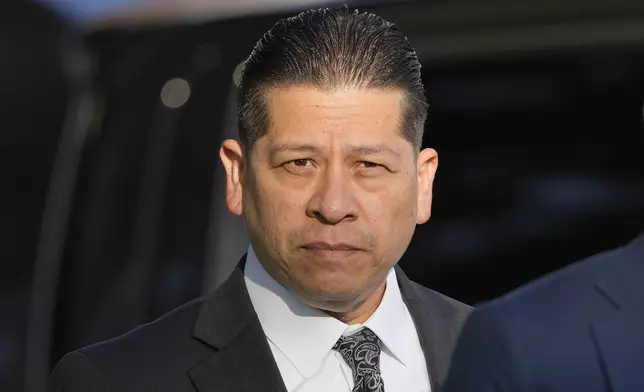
[324,281,386,324]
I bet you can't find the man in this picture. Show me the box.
[49,5,471,392]
[444,232,644,392]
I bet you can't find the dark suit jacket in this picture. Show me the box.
[444,233,644,392]
[49,260,471,392]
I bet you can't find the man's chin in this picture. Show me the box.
[300,291,360,311]
[296,288,363,312]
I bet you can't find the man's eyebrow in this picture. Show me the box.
[349,144,401,159]
[268,143,402,159]
[269,144,319,159]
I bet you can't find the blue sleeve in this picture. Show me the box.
[443,303,534,392]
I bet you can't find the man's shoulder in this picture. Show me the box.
[404,279,473,386]
[52,295,214,390]
[82,295,207,358]
[407,280,472,326]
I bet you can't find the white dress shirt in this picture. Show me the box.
[244,246,432,392]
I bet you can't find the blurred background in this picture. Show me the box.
[2,0,644,391]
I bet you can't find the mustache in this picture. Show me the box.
[287,231,375,250]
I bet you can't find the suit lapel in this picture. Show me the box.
[396,266,471,392]
[188,259,287,392]
[187,257,470,392]
[592,234,644,392]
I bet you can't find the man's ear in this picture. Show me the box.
[416,147,438,224]
[219,139,245,216]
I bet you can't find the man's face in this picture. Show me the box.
[220,86,437,312]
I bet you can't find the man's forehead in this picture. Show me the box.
[265,85,405,109]
[252,86,413,157]
[264,87,404,134]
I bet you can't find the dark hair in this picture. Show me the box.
[238,5,427,151]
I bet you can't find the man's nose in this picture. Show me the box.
[306,168,358,225]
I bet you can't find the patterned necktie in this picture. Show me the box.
[333,327,385,392]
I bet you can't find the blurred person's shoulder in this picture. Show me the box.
[444,233,644,391]
[476,232,644,326]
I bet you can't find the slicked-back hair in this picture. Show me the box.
[238,5,428,152]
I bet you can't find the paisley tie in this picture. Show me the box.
[333,327,385,392]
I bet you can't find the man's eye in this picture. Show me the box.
[291,159,310,167]
[360,161,380,168]
[282,159,314,173]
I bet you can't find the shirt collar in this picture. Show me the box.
[363,263,416,367]
[244,246,414,377]
[244,246,346,377]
